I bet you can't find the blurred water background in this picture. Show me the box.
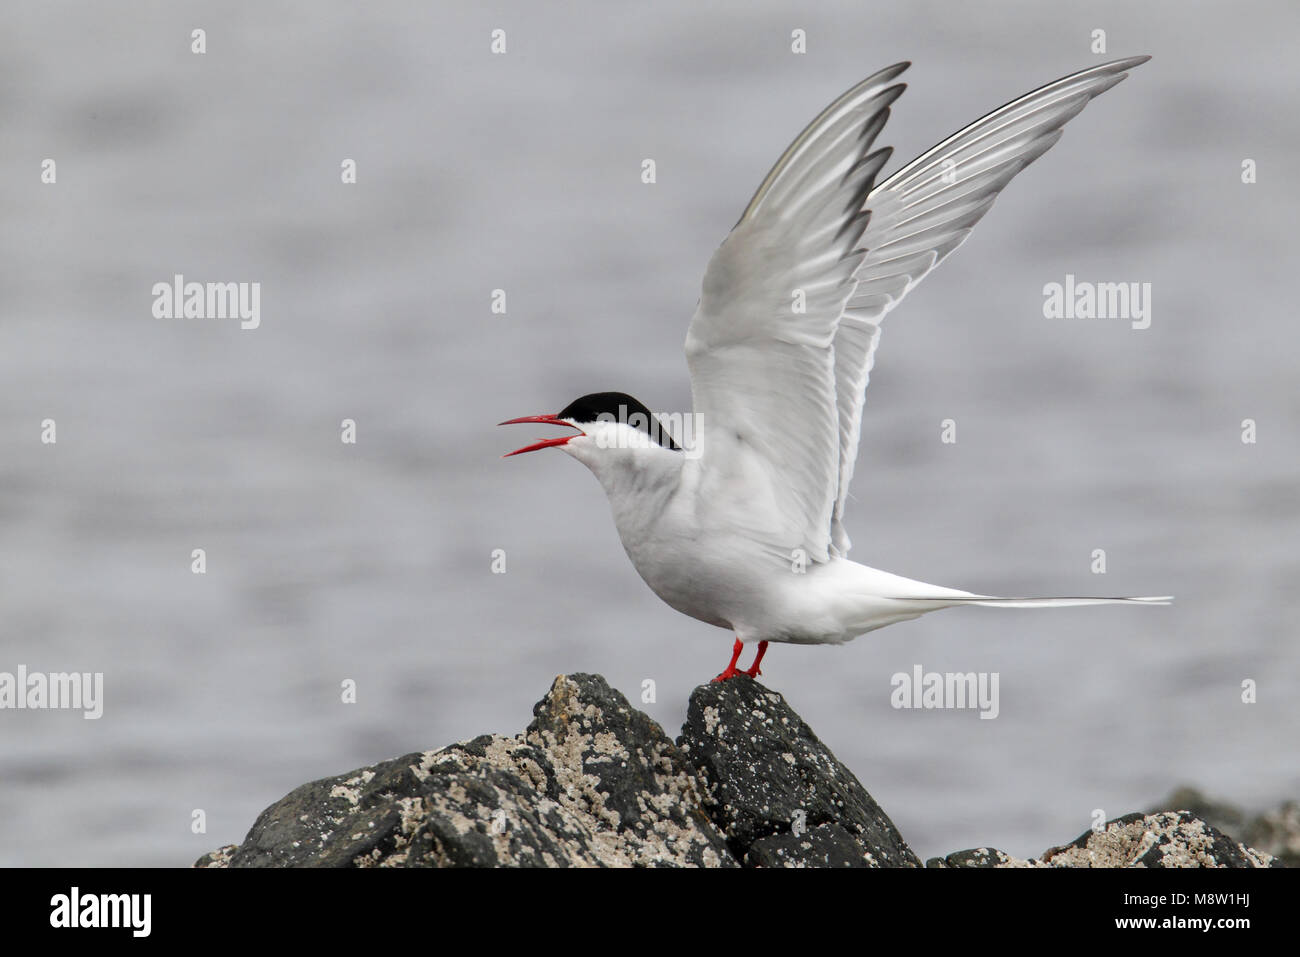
[1,1,1296,865]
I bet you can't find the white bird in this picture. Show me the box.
[502,57,1170,682]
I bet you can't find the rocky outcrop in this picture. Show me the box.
[1148,786,1300,869]
[201,673,734,867]
[928,811,1278,868]
[678,675,917,866]
[197,673,1281,868]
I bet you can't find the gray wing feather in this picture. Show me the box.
[829,56,1149,555]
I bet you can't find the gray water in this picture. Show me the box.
[1,1,1297,867]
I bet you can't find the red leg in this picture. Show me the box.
[742,640,768,678]
[711,638,745,682]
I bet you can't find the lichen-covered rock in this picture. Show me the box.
[194,844,236,868]
[676,675,920,867]
[926,846,1024,868]
[198,672,1283,869]
[927,811,1279,868]
[208,674,735,867]
[1149,787,1300,868]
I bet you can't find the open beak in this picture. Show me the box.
[498,414,585,457]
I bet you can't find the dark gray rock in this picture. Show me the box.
[926,847,1017,868]
[676,674,921,867]
[928,811,1280,868]
[745,822,885,867]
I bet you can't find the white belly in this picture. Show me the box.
[618,507,966,645]
[576,442,969,645]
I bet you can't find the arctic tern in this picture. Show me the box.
[502,57,1169,682]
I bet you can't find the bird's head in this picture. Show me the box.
[499,392,681,466]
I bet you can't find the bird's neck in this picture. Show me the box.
[567,444,685,536]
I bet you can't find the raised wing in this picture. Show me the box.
[829,55,1150,555]
[684,63,908,564]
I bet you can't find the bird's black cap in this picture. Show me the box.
[558,392,681,450]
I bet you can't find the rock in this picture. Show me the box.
[677,675,919,867]
[927,846,1023,868]
[199,672,1281,869]
[927,811,1279,868]
[193,845,236,868]
[745,822,888,867]
[205,673,734,867]
[199,672,917,868]
[1152,786,1247,832]
[1148,786,1300,868]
